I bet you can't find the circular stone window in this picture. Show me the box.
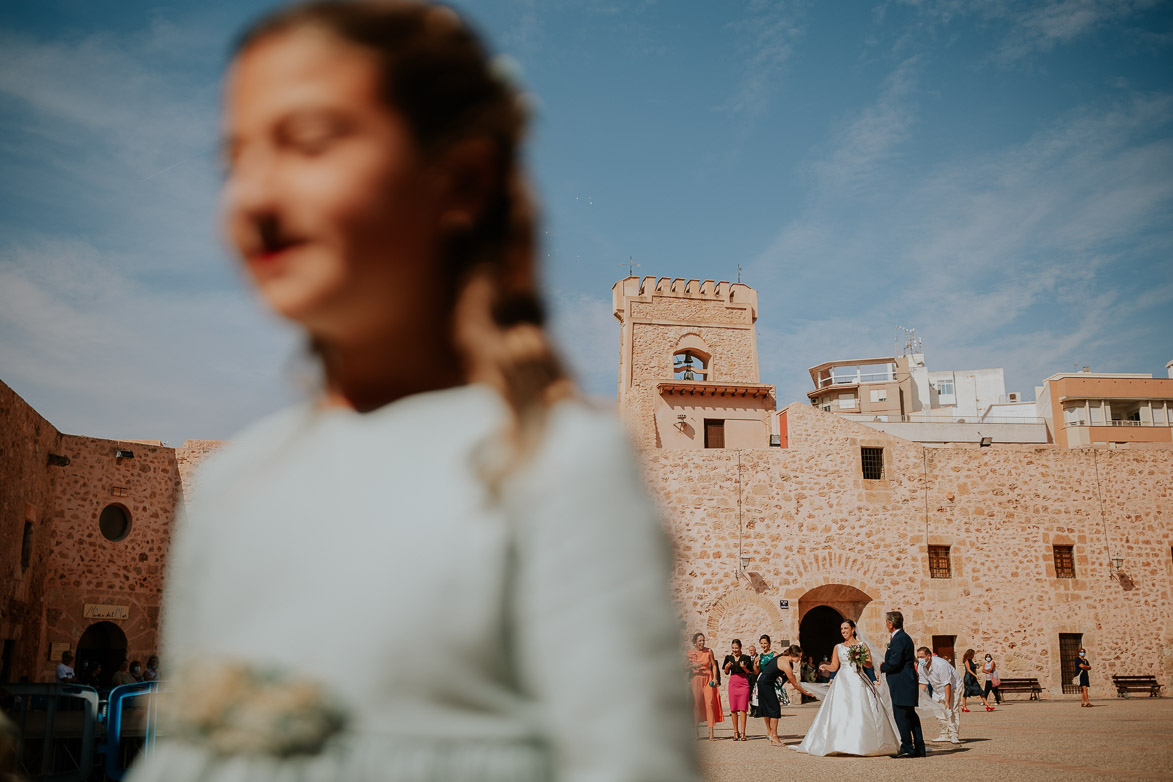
[98,504,131,542]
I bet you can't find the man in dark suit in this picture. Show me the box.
[880,610,926,758]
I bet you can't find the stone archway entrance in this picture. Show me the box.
[77,621,127,689]
[797,584,874,668]
[799,605,845,668]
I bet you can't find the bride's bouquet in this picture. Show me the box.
[846,643,870,675]
[847,643,882,702]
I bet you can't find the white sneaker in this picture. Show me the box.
[950,739,961,745]
[933,735,950,742]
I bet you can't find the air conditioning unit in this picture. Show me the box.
[1008,392,1020,402]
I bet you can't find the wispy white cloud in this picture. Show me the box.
[0,17,301,443]
[0,238,300,444]
[895,0,1165,64]
[547,289,619,400]
[992,0,1164,63]
[809,56,920,197]
[752,67,1173,405]
[723,0,807,119]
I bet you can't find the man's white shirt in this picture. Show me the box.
[55,663,75,682]
[918,655,963,701]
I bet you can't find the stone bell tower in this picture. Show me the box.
[612,275,776,450]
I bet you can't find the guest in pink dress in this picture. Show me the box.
[723,639,753,741]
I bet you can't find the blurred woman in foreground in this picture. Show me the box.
[129,3,699,780]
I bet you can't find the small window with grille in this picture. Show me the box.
[1053,545,1076,578]
[928,545,951,578]
[861,447,884,480]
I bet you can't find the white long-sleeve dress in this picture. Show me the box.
[128,384,700,782]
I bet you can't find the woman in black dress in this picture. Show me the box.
[1077,648,1092,706]
[756,644,813,746]
[961,649,993,712]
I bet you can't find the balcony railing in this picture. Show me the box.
[846,414,1046,425]
[1066,419,1171,427]
[817,371,895,388]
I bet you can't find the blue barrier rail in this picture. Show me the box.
[102,681,161,780]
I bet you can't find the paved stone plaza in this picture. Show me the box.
[698,697,1173,781]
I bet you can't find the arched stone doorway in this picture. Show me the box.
[77,621,127,689]
[797,584,874,668]
[799,605,845,668]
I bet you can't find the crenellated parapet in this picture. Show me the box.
[612,275,758,324]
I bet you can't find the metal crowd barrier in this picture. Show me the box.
[103,681,161,780]
[1,681,165,781]
[2,683,99,782]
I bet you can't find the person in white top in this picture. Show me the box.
[917,647,964,744]
[127,3,700,781]
[55,651,76,684]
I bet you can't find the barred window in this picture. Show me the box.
[861,447,884,480]
[1053,545,1076,578]
[928,545,952,578]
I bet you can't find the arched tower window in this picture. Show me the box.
[673,350,709,381]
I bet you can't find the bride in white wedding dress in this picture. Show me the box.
[790,620,901,757]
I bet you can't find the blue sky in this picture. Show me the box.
[1,0,1171,444]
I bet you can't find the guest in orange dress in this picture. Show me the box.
[687,633,724,740]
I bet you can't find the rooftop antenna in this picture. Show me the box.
[737,264,743,283]
[622,257,640,276]
[894,325,922,357]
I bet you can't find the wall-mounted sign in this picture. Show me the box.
[779,599,790,610]
[83,604,129,620]
[49,643,70,662]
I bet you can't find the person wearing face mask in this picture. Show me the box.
[917,648,963,745]
[960,649,993,712]
[129,661,144,682]
[112,659,138,687]
[981,653,1002,705]
[1077,649,1092,707]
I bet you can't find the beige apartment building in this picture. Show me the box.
[806,354,1047,446]
[807,357,903,419]
[1038,371,1173,448]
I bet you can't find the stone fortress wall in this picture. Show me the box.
[642,403,1173,694]
[0,380,223,682]
[615,275,1173,696]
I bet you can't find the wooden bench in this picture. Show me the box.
[995,677,1043,700]
[1112,675,1163,698]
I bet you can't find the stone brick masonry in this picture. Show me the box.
[644,403,1173,695]
[0,380,224,682]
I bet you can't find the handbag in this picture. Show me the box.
[991,674,1000,687]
